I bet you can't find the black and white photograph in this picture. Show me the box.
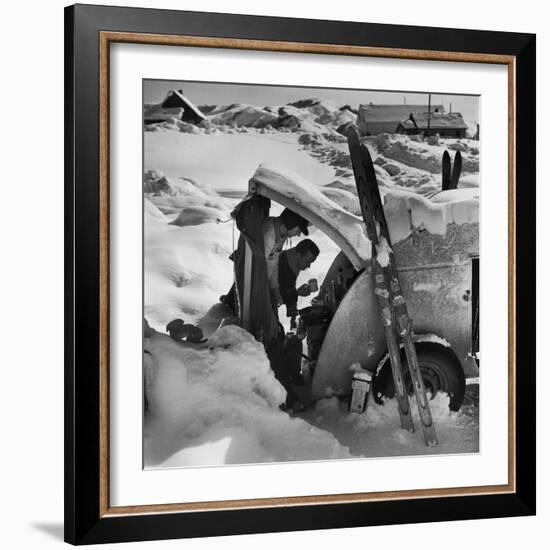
[0,0,544,545]
[142,80,481,469]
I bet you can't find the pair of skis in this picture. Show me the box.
[348,131,437,446]
[442,149,462,191]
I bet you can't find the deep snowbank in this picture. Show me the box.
[145,220,234,330]
[144,325,352,467]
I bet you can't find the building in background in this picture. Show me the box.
[357,103,445,135]
[396,111,468,138]
[144,89,206,125]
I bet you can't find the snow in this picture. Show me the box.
[430,187,479,203]
[144,90,206,123]
[145,221,234,330]
[371,134,480,175]
[383,187,478,243]
[170,205,225,227]
[251,163,372,269]
[400,111,468,131]
[208,104,279,128]
[301,391,478,458]
[144,198,168,225]
[414,333,451,348]
[320,186,361,214]
[145,132,338,194]
[144,326,352,467]
[282,98,356,134]
[144,169,230,215]
[458,173,480,188]
[375,236,392,267]
[143,93,480,468]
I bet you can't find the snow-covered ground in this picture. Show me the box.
[145,132,338,195]
[299,383,479,459]
[143,96,480,468]
[144,325,352,467]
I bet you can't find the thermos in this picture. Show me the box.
[349,367,372,414]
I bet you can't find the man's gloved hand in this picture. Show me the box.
[297,283,311,297]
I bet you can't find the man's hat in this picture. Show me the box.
[280,208,309,235]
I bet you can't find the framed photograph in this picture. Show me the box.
[65,4,536,545]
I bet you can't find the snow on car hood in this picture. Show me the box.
[250,163,372,269]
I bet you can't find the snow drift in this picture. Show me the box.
[144,169,231,215]
[372,134,480,175]
[145,221,234,330]
[144,325,352,467]
[208,104,280,128]
[170,205,226,227]
[384,187,479,244]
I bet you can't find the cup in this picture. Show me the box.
[308,278,318,292]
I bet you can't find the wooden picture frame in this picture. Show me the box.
[65,3,536,545]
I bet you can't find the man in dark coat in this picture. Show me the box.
[271,238,320,318]
[267,238,320,412]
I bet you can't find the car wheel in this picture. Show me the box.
[372,344,466,411]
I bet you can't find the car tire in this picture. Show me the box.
[372,344,466,411]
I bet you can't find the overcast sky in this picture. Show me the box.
[144,79,479,124]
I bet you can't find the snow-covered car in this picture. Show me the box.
[233,154,479,411]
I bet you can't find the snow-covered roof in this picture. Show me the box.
[358,104,446,122]
[161,90,206,121]
[249,164,372,270]
[399,112,468,130]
